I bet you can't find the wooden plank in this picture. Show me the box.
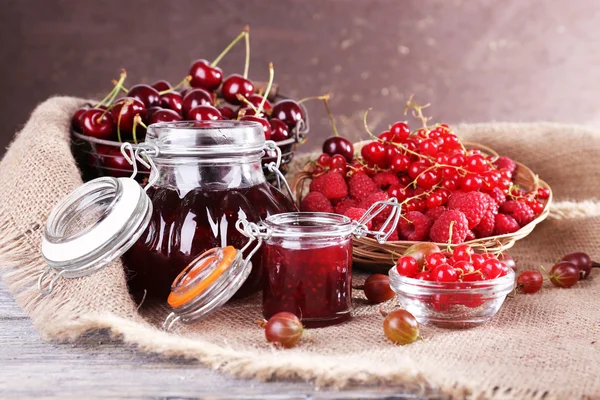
[0,282,434,399]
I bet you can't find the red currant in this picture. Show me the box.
[408,160,430,179]
[317,153,331,167]
[416,169,441,190]
[482,170,501,190]
[453,244,473,262]
[441,178,459,191]
[396,256,419,277]
[480,259,503,280]
[432,264,458,282]
[465,154,488,174]
[415,271,433,281]
[425,252,446,270]
[387,185,408,201]
[453,260,474,276]
[471,253,486,270]
[390,122,410,142]
[419,138,439,157]
[378,131,393,142]
[361,142,387,167]
[441,134,461,153]
[389,154,410,173]
[426,193,444,208]
[448,153,466,167]
[536,187,550,199]
[459,174,483,192]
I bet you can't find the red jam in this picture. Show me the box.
[123,182,296,300]
[262,235,353,328]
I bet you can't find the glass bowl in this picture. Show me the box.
[388,266,515,329]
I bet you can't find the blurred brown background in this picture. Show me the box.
[1,0,599,155]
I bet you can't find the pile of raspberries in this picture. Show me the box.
[301,125,549,244]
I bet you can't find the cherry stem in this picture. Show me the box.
[236,94,258,113]
[111,80,129,94]
[97,98,126,124]
[210,26,249,68]
[256,63,274,115]
[320,94,340,137]
[95,69,127,108]
[116,100,134,143]
[243,26,250,79]
[132,114,146,144]
[159,76,191,95]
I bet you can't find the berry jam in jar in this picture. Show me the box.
[262,213,354,328]
[123,121,297,301]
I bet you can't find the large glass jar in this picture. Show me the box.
[122,120,297,301]
[261,213,354,328]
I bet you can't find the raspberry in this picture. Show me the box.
[300,192,333,213]
[372,172,401,190]
[398,211,432,241]
[318,172,348,200]
[429,210,469,244]
[472,209,496,238]
[446,191,467,209]
[447,191,489,229]
[343,207,371,229]
[500,200,535,226]
[309,174,326,193]
[489,187,507,208]
[465,230,476,241]
[348,173,378,201]
[494,156,517,174]
[372,220,399,241]
[334,197,359,215]
[359,191,392,225]
[425,206,447,221]
[494,213,520,235]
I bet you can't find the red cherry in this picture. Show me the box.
[271,100,305,129]
[189,59,223,91]
[146,106,162,121]
[432,264,458,282]
[182,88,213,117]
[149,109,183,124]
[517,270,543,294]
[160,92,183,114]
[269,118,290,142]
[97,145,133,177]
[222,74,254,105]
[187,105,222,121]
[127,84,161,108]
[151,80,171,92]
[240,115,271,140]
[396,256,418,277]
[111,98,147,134]
[217,106,236,120]
[323,137,354,163]
[72,106,89,132]
[245,94,273,112]
[81,108,115,140]
[390,122,410,142]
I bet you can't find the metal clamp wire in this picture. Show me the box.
[37,266,66,296]
[354,198,402,243]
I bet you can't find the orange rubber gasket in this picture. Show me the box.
[167,246,237,309]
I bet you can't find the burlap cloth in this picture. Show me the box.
[1,97,599,400]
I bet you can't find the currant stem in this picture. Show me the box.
[446,221,455,250]
[159,75,191,95]
[210,26,249,68]
[322,94,340,137]
[298,94,328,104]
[243,26,251,79]
[257,62,274,115]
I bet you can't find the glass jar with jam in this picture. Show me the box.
[121,120,297,301]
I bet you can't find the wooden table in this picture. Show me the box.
[0,281,435,399]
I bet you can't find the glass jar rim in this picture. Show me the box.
[145,120,265,157]
[264,212,354,238]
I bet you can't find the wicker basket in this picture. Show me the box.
[291,141,553,273]
[71,93,310,183]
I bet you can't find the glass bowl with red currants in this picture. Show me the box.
[388,244,516,329]
[70,27,310,183]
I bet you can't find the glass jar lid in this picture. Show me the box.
[145,120,265,157]
[39,176,152,294]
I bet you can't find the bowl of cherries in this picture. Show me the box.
[388,243,516,329]
[70,26,309,182]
